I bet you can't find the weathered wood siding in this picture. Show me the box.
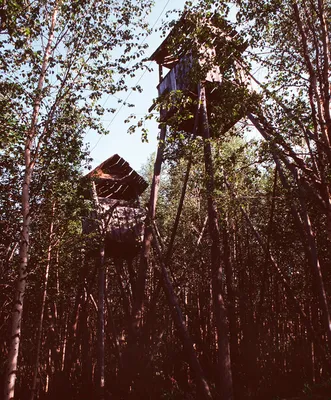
[158,55,193,95]
[101,201,146,244]
[82,199,146,245]
[157,50,221,96]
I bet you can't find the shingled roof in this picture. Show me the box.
[86,154,148,201]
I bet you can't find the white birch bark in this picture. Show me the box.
[4,5,59,399]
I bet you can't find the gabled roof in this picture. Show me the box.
[86,154,148,200]
[149,12,191,68]
[149,12,246,68]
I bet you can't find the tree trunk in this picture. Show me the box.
[30,204,56,400]
[4,6,58,398]
[81,290,93,400]
[165,100,201,263]
[201,84,233,400]
[132,124,167,335]
[97,244,105,400]
[4,165,32,400]
[247,112,331,349]
[151,227,213,400]
[224,175,329,367]
[222,218,239,391]
[120,124,167,393]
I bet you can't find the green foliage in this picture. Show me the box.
[0,0,155,397]
[2,0,331,399]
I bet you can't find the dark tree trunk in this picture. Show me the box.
[152,227,213,400]
[97,244,105,400]
[201,84,233,400]
[80,293,93,400]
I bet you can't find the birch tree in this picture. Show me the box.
[0,0,153,398]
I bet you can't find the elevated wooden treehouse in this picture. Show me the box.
[84,154,148,258]
[149,13,249,136]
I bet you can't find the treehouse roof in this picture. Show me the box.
[149,13,191,68]
[86,154,148,201]
[149,12,246,69]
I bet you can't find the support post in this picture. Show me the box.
[97,244,105,400]
[201,84,233,400]
[91,181,106,400]
[132,123,167,335]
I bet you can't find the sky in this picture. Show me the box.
[84,0,190,173]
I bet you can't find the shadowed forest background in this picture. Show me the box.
[1,1,331,399]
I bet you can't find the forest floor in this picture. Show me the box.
[280,390,331,399]
[283,397,331,400]
[277,379,331,400]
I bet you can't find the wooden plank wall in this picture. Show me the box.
[100,200,146,243]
